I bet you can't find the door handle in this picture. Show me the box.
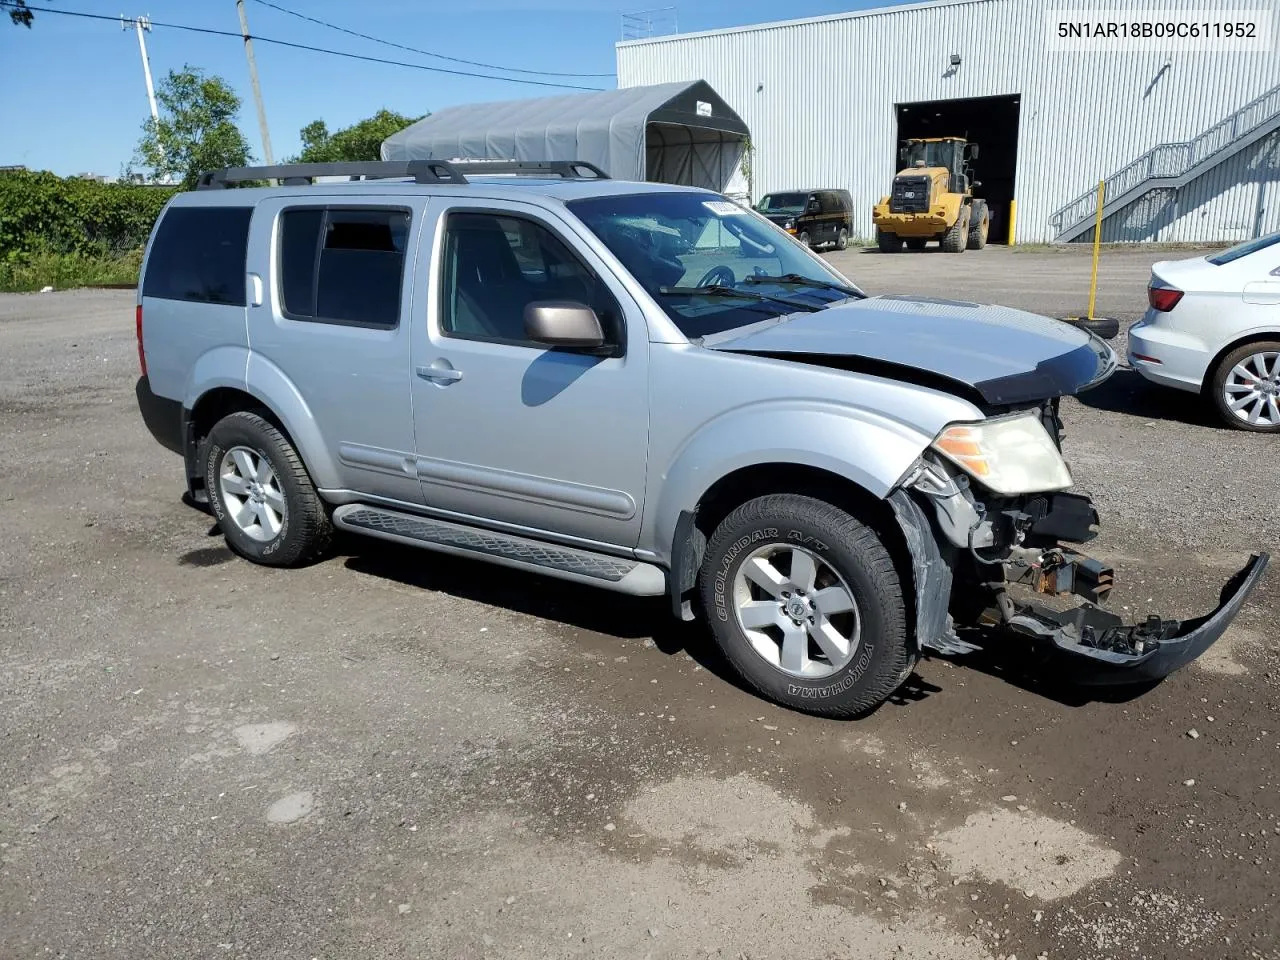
[416,363,463,384]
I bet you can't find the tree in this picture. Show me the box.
[130,66,253,189]
[8,1,36,27]
[293,109,426,164]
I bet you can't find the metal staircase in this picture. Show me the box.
[1051,82,1280,242]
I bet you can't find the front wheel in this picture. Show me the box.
[1209,341,1280,432]
[797,230,811,248]
[698,494,912,718]
[204,411,333,566]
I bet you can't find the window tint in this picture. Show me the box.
[278,206,409,328]
[440,212,622,346]
[142,205,252,305]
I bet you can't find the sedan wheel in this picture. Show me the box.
[1212,342,1280,432]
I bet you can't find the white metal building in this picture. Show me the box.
[615,0,1280,243]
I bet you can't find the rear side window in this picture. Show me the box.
[278,206,410,329]
[142,205,252,306]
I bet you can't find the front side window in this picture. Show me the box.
[278,206,410,328]
[142,205,253,306]
[756,192,807,216]
[439,211,622,346]
[567,191,863,340]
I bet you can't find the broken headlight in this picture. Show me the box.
[930,412,1073,496]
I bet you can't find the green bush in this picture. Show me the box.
[0,249,144,293]
[0,170,177,259]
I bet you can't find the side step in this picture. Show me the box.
[331,504,667,597]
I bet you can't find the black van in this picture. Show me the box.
[754,188,854,250]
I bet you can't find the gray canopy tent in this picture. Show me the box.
[380,80,750,192]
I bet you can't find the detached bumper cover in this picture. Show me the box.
[1007,552,1269,685]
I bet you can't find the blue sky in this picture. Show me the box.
[0,0,907,177]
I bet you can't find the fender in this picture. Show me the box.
[645,399,935,568]
[183,347,341,491]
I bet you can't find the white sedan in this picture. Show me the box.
[1128,230,1280,431]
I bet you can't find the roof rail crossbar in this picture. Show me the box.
[195,160,469,189]
[442,159,611,180]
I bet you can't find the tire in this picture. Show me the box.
[940,207,970,253]
[798,230,811,248]
[1208,340,1280,433]
[836,227,849,251]
[203,411,334,566]
[698,494,911,718]
[967,199,989,250]
[876,229,902,253]
[905,238,928,251]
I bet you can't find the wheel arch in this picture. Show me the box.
[1200,330,1280,395]
[667,462,914,630]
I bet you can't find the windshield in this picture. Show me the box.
[905,141,959,170]
[755,192,808,216]
[565,191,862,339]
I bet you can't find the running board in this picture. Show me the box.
[331,504,667,596]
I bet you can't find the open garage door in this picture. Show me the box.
[896,94,1020,244]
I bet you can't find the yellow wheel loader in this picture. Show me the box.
[872,137,989,253]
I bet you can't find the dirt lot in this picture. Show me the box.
[2,245,1278,960]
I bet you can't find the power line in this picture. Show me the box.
[0,3,607,91]
[248,0,616,79]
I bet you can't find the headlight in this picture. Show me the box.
[783,219,794,230]
[931,412,1072,495]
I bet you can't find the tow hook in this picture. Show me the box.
[1012,548,1114,604]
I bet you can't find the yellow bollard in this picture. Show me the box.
[1006,199,1017,246]
[1086,179,1105,320]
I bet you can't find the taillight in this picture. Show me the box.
[1148,284,1183,312]
[136,303,147,377]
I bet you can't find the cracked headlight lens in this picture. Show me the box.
[931,412,1072,495]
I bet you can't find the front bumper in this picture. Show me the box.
[1005,551,1269,685]
[892,467,1270,687]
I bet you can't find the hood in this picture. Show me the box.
[702,294,1117,406]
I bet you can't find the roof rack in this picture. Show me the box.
[195,158,610,190]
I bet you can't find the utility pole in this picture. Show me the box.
[122,14,160,127]
[236,0,275,165]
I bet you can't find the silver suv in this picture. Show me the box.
[134,159,1268,718]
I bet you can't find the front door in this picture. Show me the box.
[409,199,650,548]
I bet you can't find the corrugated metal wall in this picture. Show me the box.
[616,0,1280,243]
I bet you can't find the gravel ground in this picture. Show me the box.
[2,246,1278,960]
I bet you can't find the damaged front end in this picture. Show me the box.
[889,403,1269,687]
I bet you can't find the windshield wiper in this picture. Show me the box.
[657,284,823,313]
[743,273,864,298]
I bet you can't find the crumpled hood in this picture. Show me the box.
[703,294,1116,405]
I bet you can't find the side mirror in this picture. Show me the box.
[898,147,908,164]
[968,144,980,159]
[524,301,605,349]
[807,199,821,213]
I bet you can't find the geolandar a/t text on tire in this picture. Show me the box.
[134,157,1269,720]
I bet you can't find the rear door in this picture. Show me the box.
[244,193,428,505]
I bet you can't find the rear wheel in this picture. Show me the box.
[204,411,333,566]
[940,207,970,253]
[905,238,928,251]
[876,229,903,253]
[836,227,849,251]
[967,199,989,250]
[1209,341,1280,432]
[698,494,912,718]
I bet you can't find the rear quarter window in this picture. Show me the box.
[142,205,253,306]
